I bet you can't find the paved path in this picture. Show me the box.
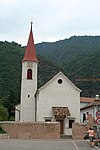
[0,139,99,150]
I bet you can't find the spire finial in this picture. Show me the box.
[30,17,33,31]
[31,21,33,25]
[30,21,33,31]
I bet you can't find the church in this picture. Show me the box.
[15,23,81,135]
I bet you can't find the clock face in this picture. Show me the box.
[27,62,33,68]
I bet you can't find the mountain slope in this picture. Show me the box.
[36,36,100,97]
[0,41,61,108]
[0,36,100,108]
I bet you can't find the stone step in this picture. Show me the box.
[60,134,73,139]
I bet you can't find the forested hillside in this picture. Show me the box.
[0,41,61,110]
[36,36,100,97]
[0,36,100,111]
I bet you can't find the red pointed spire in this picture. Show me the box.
[23,22,38,62]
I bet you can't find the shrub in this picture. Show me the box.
[0,127,7,133]
[0,105,9,121]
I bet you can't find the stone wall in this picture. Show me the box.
[72,123,87,139]
[0,133,10,139]
[72,113,95,139]
[0,121,60,139]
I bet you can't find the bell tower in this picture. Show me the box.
[20,22,38,121]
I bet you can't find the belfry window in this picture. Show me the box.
[27,69,32,79]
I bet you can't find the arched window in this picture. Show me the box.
[27,69,32,79]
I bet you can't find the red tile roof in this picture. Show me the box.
[23,23,38,62]
[80,97,94,103]
[52,107,70,117]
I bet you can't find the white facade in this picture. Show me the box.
[15,104,21,121]
[36,72,81,135]
[20,61,38,121]
[16,71,81,135]
[80,102,100,123]
[15,24,81,135]
[80,107,94,123]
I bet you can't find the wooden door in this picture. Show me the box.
[56,120,64,134]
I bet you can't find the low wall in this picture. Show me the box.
[72,123,87,139]
[72,115,95,139]
[0,121,60,139]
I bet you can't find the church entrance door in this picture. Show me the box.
[56,119,64,134]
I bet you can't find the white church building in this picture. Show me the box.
[15,23,81,135]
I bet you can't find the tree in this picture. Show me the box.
[0,105,9,121]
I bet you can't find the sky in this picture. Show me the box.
[0,0,100,46]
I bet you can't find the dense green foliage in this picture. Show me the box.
[36,36,100,97]
[0,127,7,133]
[0,41,61,112]
[0,36,100,113]
[0,41,22,108]
[0,105,9,121]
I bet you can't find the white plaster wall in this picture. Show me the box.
[80,106,98,122]
[20,61,38,122]
[15,104,20,121]
[65,128,72,135]
[80,107,93,123]
[64,118,72,135]
[37,73,80,124]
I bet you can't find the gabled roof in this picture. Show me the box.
[23,22,38,62]
[38,71,81,92]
